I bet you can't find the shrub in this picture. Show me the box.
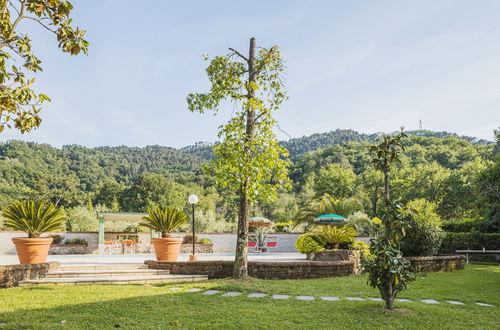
[439,232,500,253]
[183,210,233,233]
[50,234,64,244]
[351,240,373,260]
[198,238,212,244]
[296,233,324,254]
[66,206,98,232]
[273,221,294,232]
[318,225,357,249]
[182,234,198,244]
[182,235,213,244]
[347,212,380,236]
[400,199,445,256]
[64,238,88,246]
[442,218,479,233]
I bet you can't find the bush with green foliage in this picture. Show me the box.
[295,233,324,254]
[439,232,500,253]
[50,234,63,244]
[442,218,480,233]
[2,200,66,238]
[318,225,357,249]
[198,238,212,244]
[400,199,445,256]
[65,238,88,246]
[66,206,98,232]
[350,240,373,260]
[347,212,380,236]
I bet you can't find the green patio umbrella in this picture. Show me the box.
[312,214,348,226]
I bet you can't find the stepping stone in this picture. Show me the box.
[272,295,290,300]
[476,302,495,307]
[185,288,202,292]
[369,297,383,302]
[422,299,440,304]
[446,300,464,305]
[321,296,340,301]
[296,296,315,301]
[222,292,241,297]
[396,298,413,302]
[169,287,183,290]
[203,290,221,295]
[346,297,365,301]
[248,293,266,298]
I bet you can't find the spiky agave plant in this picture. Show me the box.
[140,206,188,238]
[2,200,66,238]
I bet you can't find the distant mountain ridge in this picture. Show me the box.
[180,129,492,159]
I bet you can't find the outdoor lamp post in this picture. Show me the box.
[188,194,199,261]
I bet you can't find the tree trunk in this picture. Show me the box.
[233,37,257,279]
[383,163,394,310]
[233,185,249,278]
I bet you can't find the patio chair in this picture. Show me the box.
[264,241,278,253]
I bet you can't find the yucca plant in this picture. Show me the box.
[2,200,66,238]
[317,225,357,249]
[140,206,188,238]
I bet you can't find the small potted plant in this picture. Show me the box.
[140,206,187,261]
[2,200,66,264]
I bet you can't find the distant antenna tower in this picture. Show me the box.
[419,119,422,130]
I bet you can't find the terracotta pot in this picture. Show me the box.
[12,237,53,264]
[151,237,183,261]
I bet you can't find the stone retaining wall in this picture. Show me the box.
[145,260,356,279]
[179,244,213,254]
[306,250,361,274]
[407,255,466,272]
[49,244,87,255]
[0,262,59,288]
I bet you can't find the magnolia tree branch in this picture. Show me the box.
[22,16,57,33]
[228,48,249,62]
[255,46,278,74]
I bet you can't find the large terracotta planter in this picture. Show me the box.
[151,237,183,261]
[12,237,53,264]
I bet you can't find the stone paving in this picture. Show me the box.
[170,286,496,307]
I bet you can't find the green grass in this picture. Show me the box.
[0,265,498,329]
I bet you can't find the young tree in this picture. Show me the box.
[363,129,414,310]
[187,37,290,278]
[0,0,88,133]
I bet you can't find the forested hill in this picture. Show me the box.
[0,129,495,221]
[179,129,492,159]
[280,129,491,157]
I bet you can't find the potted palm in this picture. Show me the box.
[140,206,187,261]
[2,200,66,264]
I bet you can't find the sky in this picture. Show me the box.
[2,0,500,148]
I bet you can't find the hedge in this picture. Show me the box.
[439,232,500,254]
[442,218,479,233]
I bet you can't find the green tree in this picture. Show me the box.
[187,37,290,278]
[363,130,414,310]
[0,0,88,133]
[313,163,357,198]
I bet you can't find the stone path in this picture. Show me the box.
[169,286,496,308]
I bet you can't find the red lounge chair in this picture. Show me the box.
[265,241,277,252]
[248,241,257,248]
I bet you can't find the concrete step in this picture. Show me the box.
[54,264,148,271]
[19,274,208,286]
[45,269,170,278]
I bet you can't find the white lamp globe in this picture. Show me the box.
[188,194,199,205]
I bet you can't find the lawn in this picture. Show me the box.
[0,264,498,329]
